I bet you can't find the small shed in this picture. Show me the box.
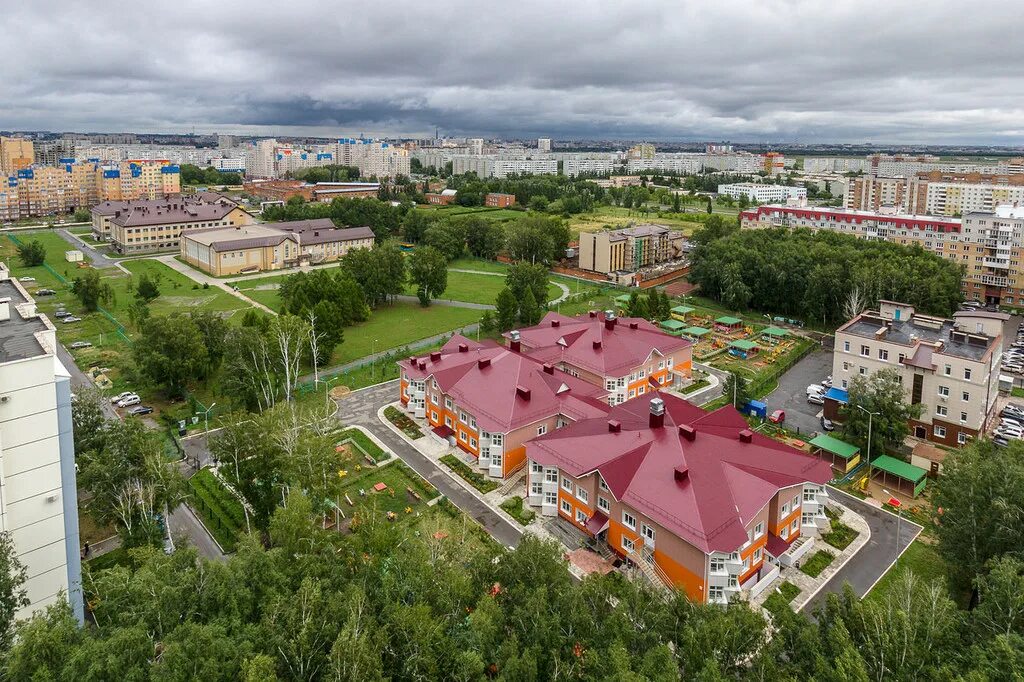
[871,454,928,498]
[670,305,694,322]
[680,326,711,340]
[659,319,686,335]
[744,399,767,419]
[822,386,849,422]
[809,434,861,473]
[760,326,790,342]
[64,249,84,263]
[728,339,760,359]
[714,315,743,332]
[910,441,947,478]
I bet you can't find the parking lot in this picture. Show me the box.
[764,348,833,437]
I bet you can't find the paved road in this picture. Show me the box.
[54,228,117,268]
[765,347,833,437]
[334,381,524,548]
[168,502,227,561]
[801,487,922,617]
[393,294,494,310]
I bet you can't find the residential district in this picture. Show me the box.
[0,129,1021,679]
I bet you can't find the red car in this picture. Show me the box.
[768,409,785,424]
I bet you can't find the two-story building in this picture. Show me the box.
[398,335,610,479]
[525,392,833,603]
[830,301,1005,447]
[508,311,693,405]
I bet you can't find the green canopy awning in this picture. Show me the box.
[871,455,927,483]
[681,326,711,337]
[671,305,694,315]
[614,294,632,304]
[729,339,759,351]
[761,326,790,337]
[660,319,686,331]
[809,434,860,460]
[715,315,743,325]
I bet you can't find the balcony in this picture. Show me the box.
[983,257,1011,270]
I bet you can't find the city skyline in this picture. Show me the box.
[5,0,1024,144]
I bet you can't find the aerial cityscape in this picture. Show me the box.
[1,1,1023,679]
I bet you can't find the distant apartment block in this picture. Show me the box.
[92,195,254,254]
[180,219,373,276]
[564,158,618,177]
[628,143,656,159]
[578,224,685,279]
[908,171,1024,216]
[243,180,380,203]
[626,155,703,175]
[0,263,82,623]
[484,192,515,208]
[717,183,806,203]
[844,175,908,211]
[537,138,552,152]
[0,160,180,221]
[802,157,869,174]
[831,302,1004,447]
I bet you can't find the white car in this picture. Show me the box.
[110,391,137,405]
[117,395,141,408]
[807,394,824,405]
[806,384,825,396]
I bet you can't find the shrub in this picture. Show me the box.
[441,454,498,493]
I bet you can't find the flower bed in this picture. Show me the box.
[799,549,835,578]
[762,581,800,616]
[499,496,536,525]
[440,454,498,493]
[384,405,424,439]
[822,518,859,550]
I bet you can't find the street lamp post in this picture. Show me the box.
[324,376,342,409]
[371,338,378,380]
[195,402,217,434]
[856,404,880,463]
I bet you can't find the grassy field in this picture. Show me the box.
[338,461,438,522]
[330,301,482,365]
[404,270,562,305]
[118,260,251,319]
[414,205,524,223]
[567,206,705,235]
[448,257,509,274]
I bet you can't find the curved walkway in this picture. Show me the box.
[154,255,276,315]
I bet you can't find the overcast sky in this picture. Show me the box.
[4,0,1024,144]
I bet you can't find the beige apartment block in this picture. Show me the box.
[578,224,685,275]
[830,301,1005,448]
[0,137,34,174]
[844,175,907,211]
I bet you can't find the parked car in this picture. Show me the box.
[62,316,82,324]
[53,309,71,318]
[68,341,92,349]
[807,394,825,405]
[18,276,35,282]
[117,395,141,408]
[110,391,137,404]
[34,288,55,296]
[768,409,785,424]
[820,417,835,431]
[806,384,825,396]
[127,405,154,416]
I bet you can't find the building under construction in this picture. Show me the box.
[577,224,686,282]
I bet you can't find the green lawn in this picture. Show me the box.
[799,549,836,578]
[330,301,482,365]
[448,257,509,274]
[404,270,562,305]
[118,260,250,318]
[414,205,524,223]
[864,541,952,605]
[339,461,438,521]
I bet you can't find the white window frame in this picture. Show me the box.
[561,477,573,493]
[621,536,635,553]
[598,496,610,513]
[622,511,636,531]
[576,487,589,505]
[561,499,572,515]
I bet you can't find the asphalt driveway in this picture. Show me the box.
[801,487,922,617]
[764,348,833,437]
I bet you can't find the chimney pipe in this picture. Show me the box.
[551,319,560,327]
[0,297,10,322]
[604,310,617,331]
[589,310,597,318]
[542,363,554,374]
[629,322,639,330]
[516,385,531,400]
[429,351,441,362]
[509,330,521,352]
[739,429,753,443]
[649,397,665,428]
[592,339,602,350]
[678,424,696,441]
[458,343,468,352]
[674,466,689,483]
[478,358,490,369]
[607,420,621,433]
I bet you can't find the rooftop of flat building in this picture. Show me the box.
[842,311,996,363]
[0,275,49,364]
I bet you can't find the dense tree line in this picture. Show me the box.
[6,434,1024,681]
[404,211,570,265]
[443,172,604,214]
[262,196,408,241]
[179,164,242,186]
[688,220,963,324]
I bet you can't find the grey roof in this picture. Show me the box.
[181,219,374,252]
[844,313,995,363]
[953,310,1010,321]
[0,279,48,363]
[604,223,675,242]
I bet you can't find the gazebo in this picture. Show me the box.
[670,305,695,322]
[871,455,928,498]
[659,319,687,335]
[713,315,743,333]
[808,434,861,474]
[680,326,711,340]
[727,339,760,359]
[760,326,790,342]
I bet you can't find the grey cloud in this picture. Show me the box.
[2,0,1024,142]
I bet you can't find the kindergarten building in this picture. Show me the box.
[526,392,834,603]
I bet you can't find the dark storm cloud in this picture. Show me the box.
[3,0,1024,142]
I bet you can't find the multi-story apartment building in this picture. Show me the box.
[717,183,806,203]
[450,155,559,179]
[802,157,869,174]
[564,158,618,177]
[92,196,253,254]
[0,160,180,221]
[830,301,1004,447]
[509,310,693,405]
[525,392,833,602]
[741,203,1024,305]
[844,175,907,211]
[537,138,552,153]
[867,153,1023,178]
[578,224,686,277]
[628,143,656,159]
[908,171,1024,216]
[626,155,703,175]
[0,137,34,174]
[398,335,611,479]
[0,263,82,622]
[180,220,374,276]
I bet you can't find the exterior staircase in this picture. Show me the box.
[628,550,671,592]
[496,466,528,496]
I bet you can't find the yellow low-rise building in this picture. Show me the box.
[93,196,253,255]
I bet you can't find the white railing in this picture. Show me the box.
[748,565,781,599]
